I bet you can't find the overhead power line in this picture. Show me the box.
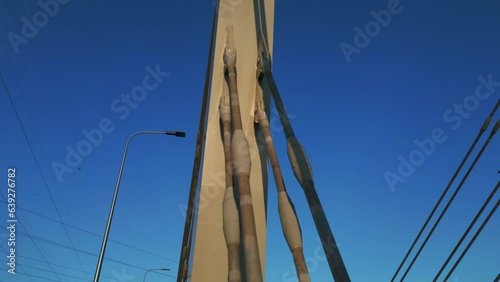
[19,253,114,280]
[15,271,59,282]
[0,182,174,251]
[0,226,176,279]
[0,243,36,281]
[1,73,89,280]
[0,197,178,263]
[0,179,55,281]
[0,258,99,281]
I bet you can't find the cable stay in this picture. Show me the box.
[256,54,351,282]
[399,119,500,281]
[254,76,310,282]
[392,98,500,282]
[220,88,242,282]
[433,180,500,281]
[224,25,263,282]
[443,196,500,281]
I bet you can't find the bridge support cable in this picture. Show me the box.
[254,79,310,282]
[224,25,263,282]
[257,56,351,282]
[220,91,242,282]
[443,197,500,281]
[392,99,500,282]
[433,181,500,281]
[400,119,500,281]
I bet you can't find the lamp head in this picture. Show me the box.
[164,131,186,137]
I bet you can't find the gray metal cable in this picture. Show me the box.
[392,99,500,282]
[433,181,500,281]
[400,120,500,281]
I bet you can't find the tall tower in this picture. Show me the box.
[177,1,275,281]
[177,1,350,281]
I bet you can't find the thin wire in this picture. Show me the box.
[0,241,37,281]
[443,198,500,281]
[0,182,54,281]
[1,227,177,279]
[433,181,500,281]
[20,254,114,280]
[15,272,60,282]
[392,99,500,281]
[0,181,173,250]
[0,196,178,263]
[400,119,499,281]
[0,259,89,281]
[1,73,89,280]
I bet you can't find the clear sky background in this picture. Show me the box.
[0,0,499,281]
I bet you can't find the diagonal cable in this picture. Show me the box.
[443,197,500,281]
[400,119,500,281]
[392,99,500,281]
[434,181,499,281]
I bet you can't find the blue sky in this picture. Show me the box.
[0,0,499,281]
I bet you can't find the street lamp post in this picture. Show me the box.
[93,131,185,282]
[143,268,171,282]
